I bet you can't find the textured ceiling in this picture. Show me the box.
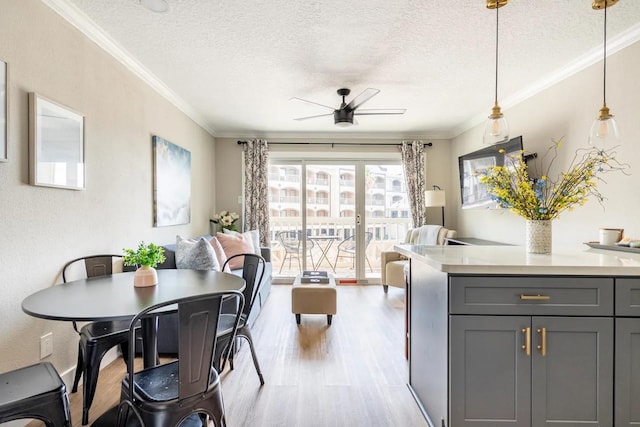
[48,0,640,139]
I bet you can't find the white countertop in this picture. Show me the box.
[394,244,640,275]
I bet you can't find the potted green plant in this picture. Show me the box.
[123,241,166,287]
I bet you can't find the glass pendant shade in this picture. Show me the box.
[483,104,509,145]
[589,105,620,146]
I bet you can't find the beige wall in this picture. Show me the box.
[452,41,640,246]
[0,0,215,378]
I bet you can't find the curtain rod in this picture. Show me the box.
[236,140,432,147]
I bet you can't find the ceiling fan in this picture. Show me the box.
[291,88,406,126]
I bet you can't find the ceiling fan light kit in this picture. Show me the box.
[483,0,510,145]
[292,87,406,126]
[589,0,621,147]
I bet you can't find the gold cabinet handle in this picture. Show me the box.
[537,327,547,356]
[521,327,531,356]
[520,294,550,301]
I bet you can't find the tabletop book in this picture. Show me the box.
[302,270,328,277]
[301,270,330,283]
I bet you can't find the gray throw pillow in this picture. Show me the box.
[175,236,220,270]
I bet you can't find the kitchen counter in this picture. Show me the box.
[399,243,640,427]
[395,243,640,275]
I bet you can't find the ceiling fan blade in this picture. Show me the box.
[354,108,407,116]
[289,97,335,111]
[293,112,335,121]
[346,88,380,110]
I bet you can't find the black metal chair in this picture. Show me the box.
[334,231,374,271]
[0,362,72,426]
[62,254,132,425]
[276,230,314,273]
[117,290,244,427]
[215,253,266,385]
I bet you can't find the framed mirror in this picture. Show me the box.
[29,93,85,190]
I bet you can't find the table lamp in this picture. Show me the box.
[425,185,446,226]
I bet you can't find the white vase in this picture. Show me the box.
[526,220,552,254]
[133,266,158,287]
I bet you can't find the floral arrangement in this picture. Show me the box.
[211,210,240,231]
[479,138,628,220]
[123,241,166,268]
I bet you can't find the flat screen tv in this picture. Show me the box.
[458,136,523,209]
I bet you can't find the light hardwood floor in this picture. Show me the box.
[45,284,428,427]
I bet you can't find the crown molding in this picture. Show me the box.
[212,129,455,141]
[42,0,216,136]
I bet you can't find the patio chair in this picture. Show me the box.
[276,230,315,273]
[334,231,373,272]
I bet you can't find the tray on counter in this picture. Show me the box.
[584,241,640,254]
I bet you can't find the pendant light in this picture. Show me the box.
[483,0,510,145]
[589,0,620,147]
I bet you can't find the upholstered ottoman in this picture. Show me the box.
[291,274,337,325]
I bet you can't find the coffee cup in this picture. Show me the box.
[599,228,623,245]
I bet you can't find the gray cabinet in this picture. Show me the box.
[531,316,612,427]
[615,318,640,426]
[450,315,531,426]
[404,253,640,427]
[450,315,613,427]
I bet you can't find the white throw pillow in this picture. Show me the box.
[175,236,220,271]
[223,229,261,256]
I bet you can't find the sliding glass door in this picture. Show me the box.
[269,160,412,283]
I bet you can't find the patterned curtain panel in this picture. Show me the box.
[243,139,270,246]
[400,140,426,227]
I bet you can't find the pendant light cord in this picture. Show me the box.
[603,2,608,105]
[494,5,499,106]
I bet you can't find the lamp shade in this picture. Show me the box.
[425,190,446,207]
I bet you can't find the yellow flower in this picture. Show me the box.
[478,138,627,220]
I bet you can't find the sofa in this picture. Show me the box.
[380,225,456,293]
[132,234,272,355]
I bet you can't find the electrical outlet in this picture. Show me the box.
[40,332,53,359]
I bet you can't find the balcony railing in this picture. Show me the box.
[270,174,300,183]
[308,197,329,205]
[307,178,329,186]
[270,196,300,203]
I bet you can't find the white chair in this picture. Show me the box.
[380,225,456,293]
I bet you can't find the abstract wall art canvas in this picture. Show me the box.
[153,136,191,226]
